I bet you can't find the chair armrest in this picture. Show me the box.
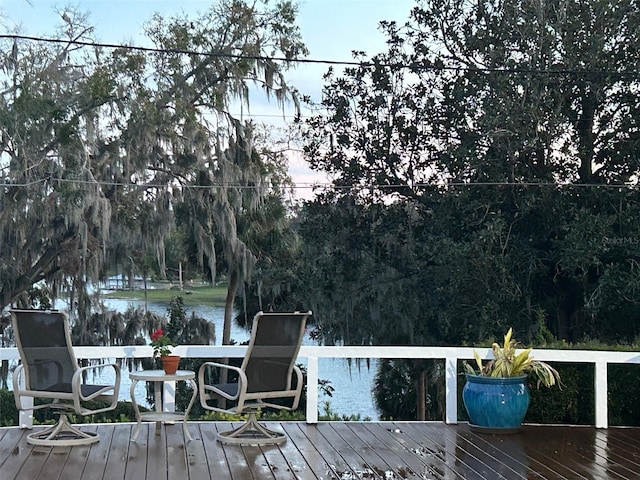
[71,363,121,401]
[198,361,248,411]
[12,364,28,411]
[290,365,304,410]
[12,363,24,392]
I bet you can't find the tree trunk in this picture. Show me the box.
[217,267,239,409]
[223,268,239,346]
[577,91,597,183]
[143,273,148,312]
[417,370,426,421]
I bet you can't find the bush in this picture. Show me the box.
[527,363,594,424]
[0,389,18,426]
[608,364,640,426]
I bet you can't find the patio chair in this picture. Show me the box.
[198,310,311,445]
[10,309,121,446]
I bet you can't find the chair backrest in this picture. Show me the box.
[11,309,78,392]
[242,311,311,394]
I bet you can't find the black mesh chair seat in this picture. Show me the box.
[199,311,311,445]
[11,309,121,446]
[36,383,113,397]
[208,383,239,397]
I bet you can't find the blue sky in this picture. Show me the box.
[1,0,414,98]
[0,0,416,197]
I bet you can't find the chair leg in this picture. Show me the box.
[217,412,287,446]
[26,414,100,447]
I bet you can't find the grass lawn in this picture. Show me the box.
[104,284,228,307]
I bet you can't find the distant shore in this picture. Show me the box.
[103,282,228,307]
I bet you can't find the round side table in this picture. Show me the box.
[129,369,197,442]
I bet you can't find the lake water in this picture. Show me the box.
[103,297,379,420]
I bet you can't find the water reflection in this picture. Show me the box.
[456,430,529,479]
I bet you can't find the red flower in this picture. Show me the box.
[149,328,175,357]
[150,328,163,342]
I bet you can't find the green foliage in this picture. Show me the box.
[527,364,594,425]
[298,199,437,346]
[197,408,308,422]
[0,389,18,426]
[0,0,307,338]
[297,0,640,420]
[318,401,372,422]
[235,192,310,323]
[463,328,561,388]
[607,364,640,426]
[197,405,369,422]
[107,284,228,307]
[374,359,424,420]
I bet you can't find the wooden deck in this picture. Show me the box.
[2,421,640,479]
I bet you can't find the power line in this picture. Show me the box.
[2,176,639,190]
[1,34,638,78]
[0,34,361,67]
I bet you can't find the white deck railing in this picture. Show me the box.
[2,344,639,429]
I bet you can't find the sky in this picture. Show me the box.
[0,0,417,199]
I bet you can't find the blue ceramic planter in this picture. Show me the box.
[462,373,530,430]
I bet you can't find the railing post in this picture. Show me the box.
[18,397,34,429]
[164,380,176,413]
[306,356,319,424]
[594,360,608,428]
[445,355,458,424]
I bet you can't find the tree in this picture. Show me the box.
[230,123,309,324]
[299,0,640,418]
[0,1,307,346]
[302,0,640,344]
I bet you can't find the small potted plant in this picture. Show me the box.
[462,327,561,432]
[150,328,179,374]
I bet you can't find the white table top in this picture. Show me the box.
[129,369,195,381]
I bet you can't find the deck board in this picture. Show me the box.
[260,423,312,479]
[401,421,486,478]
[362,422,464,479]
[212,423,256,480]
[456,428,549,479]
[103,423,132,480]
[81,424,116,480]
[123,424,148,480]
[2,421,640,479]
[313,422,372,478]
[594,428,640,476]
[183,425,212,480]
[519,426,608,479]
[53,425,95,480]
[347,423,435,479]
[196,423,232,480]
[144,423,169,480]
[45,447,74,480]
[165,422,189,480]
[280,423,335,479]
[0,428,32,480]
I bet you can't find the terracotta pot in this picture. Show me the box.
[161,354,180,374]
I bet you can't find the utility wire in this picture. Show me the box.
[0,34,361,67]
[1,34,638,192]
[2,176,639,190]
[1,34,639,78]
